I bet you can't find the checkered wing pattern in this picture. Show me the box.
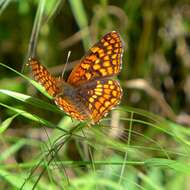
[54,96,90,121]
[67,31,123,86]
[28,58,60,97]
[78,78,122,123]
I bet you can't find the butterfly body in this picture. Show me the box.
[54,80,92,121]
[28,31,124,124]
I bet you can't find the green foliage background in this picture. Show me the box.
[0,0,190,189]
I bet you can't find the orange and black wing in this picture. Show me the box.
[77,78,122,123]
[54,96,91,121]
[28,58,91,121]
[28,58,60,97]
[67,31,124,86]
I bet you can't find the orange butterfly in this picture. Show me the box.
[28,31,123,124]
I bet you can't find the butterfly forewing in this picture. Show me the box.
[67,31,124,86]
[28,58,60,97]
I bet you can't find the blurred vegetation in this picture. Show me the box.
[0,0,190,189]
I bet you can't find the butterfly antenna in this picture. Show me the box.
[62,51,71,78]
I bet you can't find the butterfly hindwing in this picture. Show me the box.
[77,78,122,123]
[54,96,91,121]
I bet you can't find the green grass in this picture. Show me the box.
[0,61,189,189]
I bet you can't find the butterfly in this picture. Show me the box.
[28,31,124,124]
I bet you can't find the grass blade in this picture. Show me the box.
[0,114,18,133]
